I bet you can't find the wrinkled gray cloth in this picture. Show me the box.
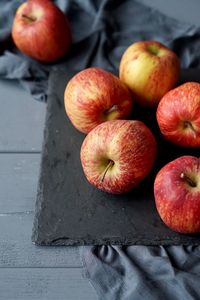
[1,1,200,299]
[82,245,200,300]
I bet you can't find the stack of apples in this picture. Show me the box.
[12,1,200,235]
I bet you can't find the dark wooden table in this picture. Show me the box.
[0,79,97,299]
[0,1,200,298]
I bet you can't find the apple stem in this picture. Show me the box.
[104,105,118,115]
[180,173,197,188]
[101,160,114,182]
[22,14,36,22]
[183,121,196,136]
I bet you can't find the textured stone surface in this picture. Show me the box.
[32,69,200,245]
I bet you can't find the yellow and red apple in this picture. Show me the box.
[64,68,133,134]
[157,82,200,147]
[119,40,180,107]
[12,0,71,62]
[80,119,157,194]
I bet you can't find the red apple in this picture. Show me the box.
[12,0,71,62]
[154,156,200,233]
[64,68,133,134]
[119,40,180,107]
[157,82,200,147]
[80,120,157,194]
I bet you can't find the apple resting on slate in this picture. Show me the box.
[119,40,180,107]
[154,156,200,233]
[64,68,133,134]
[80,120,157,194]
[157,82,200,147]
[12,0,71,62]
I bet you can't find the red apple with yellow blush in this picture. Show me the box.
[154,156,200,233]
[12,0,71,62]
[157,82,200,147]
[64,68,133,134]
[80,119,157,194]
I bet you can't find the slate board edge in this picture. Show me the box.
[31,70,57,245]
[34,237,200,246]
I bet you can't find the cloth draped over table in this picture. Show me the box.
[1,0,200,299]
[1,0,200,101]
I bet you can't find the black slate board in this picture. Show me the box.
[32,68,200,246]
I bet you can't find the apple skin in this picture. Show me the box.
[157,82,200,148]
[80,120,157,194]
[64,68,133,134]
[154,156,200,233]
[12,0,71,62]
[119,40,180,107]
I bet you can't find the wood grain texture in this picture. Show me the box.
[0,153,40,213]
[0,214,81,268]
[0,152,82,268]
[0,79,46,152]
[0,268,97,300]
[0,75,97,296]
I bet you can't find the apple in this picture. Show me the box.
[157,82,200,147]
[80,119,157,194]
[119,40,180,107]
[154,156,200,233]
[64,67,133,134]
[12,0,71,62]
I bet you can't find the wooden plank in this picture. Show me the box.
[0,79,46,152]
[0,153,81,267]
[0,268,97,300]
[0,214,81,268]
[0,153,40,213]
[0,78,96,299]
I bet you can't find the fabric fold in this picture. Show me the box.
[81,245,200,300]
